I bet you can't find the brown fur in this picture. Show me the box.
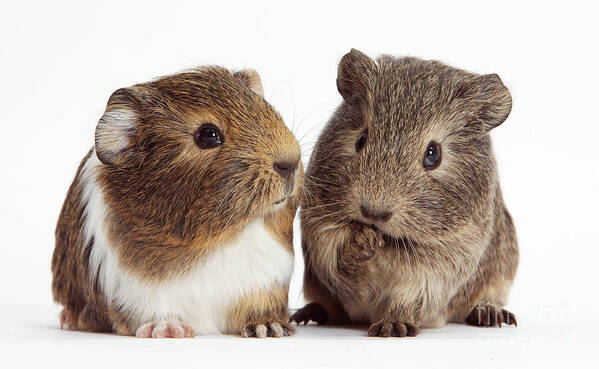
[265,183,302,250]
[52,66,301,336]
[52,150,113,332]
[292,49,519,336]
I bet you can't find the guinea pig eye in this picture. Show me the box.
[355,130,368,152]
[423,142,442,169]
[194,124,223,149]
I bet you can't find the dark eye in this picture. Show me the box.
[194,124,223,149]
[355,130,368,152]
[423,142,442,169]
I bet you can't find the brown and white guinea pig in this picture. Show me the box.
[51,66,302,338]
[290,49,518,337]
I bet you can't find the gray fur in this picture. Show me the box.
[292,49,519,336]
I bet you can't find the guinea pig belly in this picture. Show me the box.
[171,220,295,334]
[106,223,293,335]
[132,220,293,334]
[79,152,294,334]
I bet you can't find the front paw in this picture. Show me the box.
[241,320,295,338]
[135,320,195,338]
[289,303,328,325]
[368,318,419,337]
[340,224,384,266]
[465,303,517,327]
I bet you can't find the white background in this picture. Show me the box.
[1,0,597,368]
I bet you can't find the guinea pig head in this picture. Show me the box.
[313,49,511,243]
[94,67,301,245]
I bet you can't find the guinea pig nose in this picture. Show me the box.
[360,205,393,223]
[273,161,297,179]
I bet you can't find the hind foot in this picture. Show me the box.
[465,302,517,327]
[59,309,71,330]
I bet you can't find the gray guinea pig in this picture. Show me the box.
[291,49,518,337]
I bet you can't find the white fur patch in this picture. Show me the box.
[80,150,294,335]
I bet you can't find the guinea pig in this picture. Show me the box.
[52,66,302,338]
[290,49,518,337]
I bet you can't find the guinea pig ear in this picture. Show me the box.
[337,48,376,103]
[95,88,139,165]
[460,73,512,133]
[234,69,264,97]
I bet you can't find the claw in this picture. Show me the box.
[502,309,517,327]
